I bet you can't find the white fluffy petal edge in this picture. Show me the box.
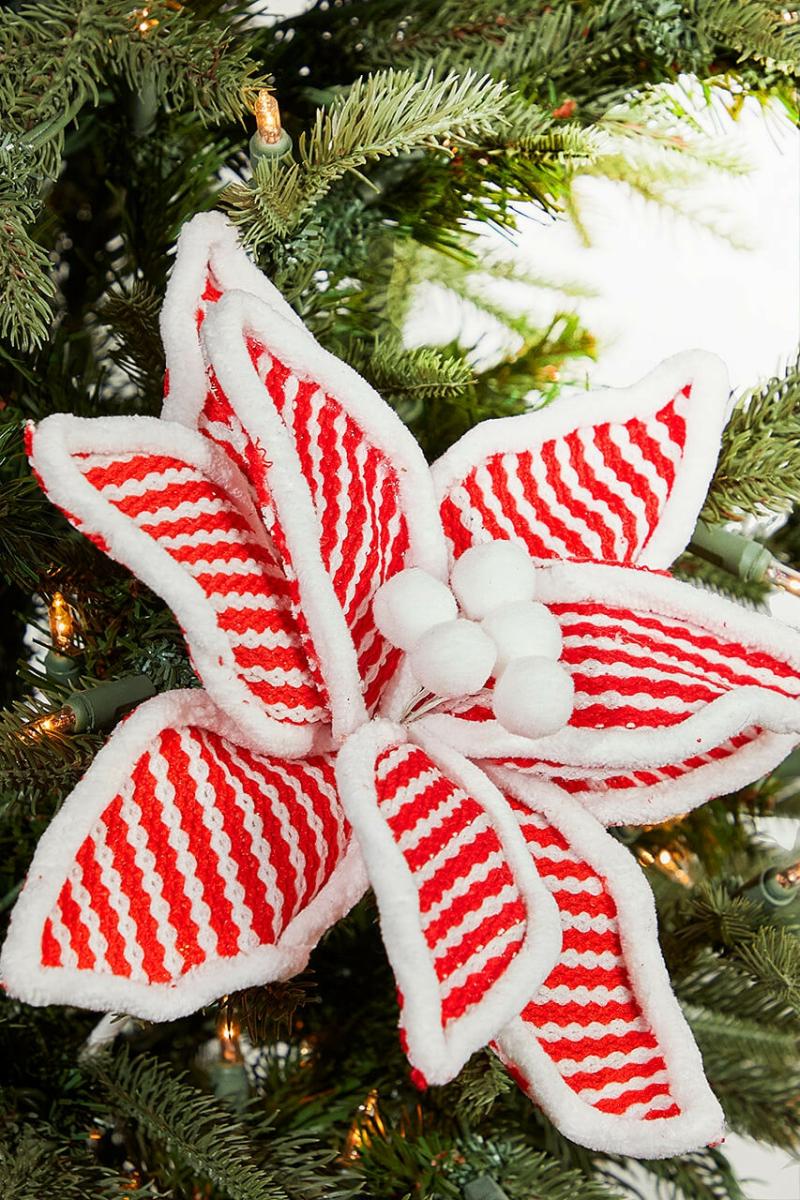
[488,767,726,1158]
[431,349,730,569]
[29,412,317,758]
[0,690,368,1019]
[336,718,562,1085]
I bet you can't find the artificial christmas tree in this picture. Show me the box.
[2,3,800,1198]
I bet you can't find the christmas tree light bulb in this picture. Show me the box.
[255,91,282,144]
[250,91,293,164]
[49,591,76,653]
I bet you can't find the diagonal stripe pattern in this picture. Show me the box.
[374,743,528,1037]
[242,337,409,712]
[440,391,689,563]
[39,727,348,983]
[501,799,680,1121]
[450,600,800,735]
[76,450,326,724]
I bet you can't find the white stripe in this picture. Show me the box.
[502,454,575,558]
[580,432,648,551]
[68,866,109,971]
[532,984,633,1006]
[324,407,353,592]
[227,626,298,650]
[534,1016,649,1041]
[560,948,621,970]
[526,450,604,559]
[133,496,235,527]
[340,433,372,623]
[78,451,140,471]
[184,731,256,954]
[560,911,617,935]
[148,739,218,960]
[118,768,184,978]
[224,744,307,917]
[439,920,525,1001]
[554,436,626,554]
[617,1092,677,1119]
[572,687,699,717]
[577,1068,670,1105]
[158,526,262,551]
[473,464,526,541]
[238,663,314,686]
[449,483,493,545]
[377,762,440,821]
[558,1044,662,1077]
[47,903,79,969]
[647,409,684,467]
[543,874,603,896]
[398,786,469,855]
[414,813,493,889]
[212,745,284,934]
[422,849,506,930]
[92,810,145,978]
[267,761,328,895]
[431,882,519,957]
[186,556,273,578]
[99,466,199,501]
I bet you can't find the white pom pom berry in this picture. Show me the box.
[409,618,497,698]
[481,600,563,674]
[450,541,538,619]
[373,568,458,651]
[492,656,574,739]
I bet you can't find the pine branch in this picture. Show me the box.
[85,1049,356,1200]
[222,69,508,248]
[0,0,267,351]
[703,355,800,522]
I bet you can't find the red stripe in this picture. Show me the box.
[134,751,205,973]
[563,432,618,560]
[418,826,500,914]
[433,898,524,977]
[57,882,95,969]
[162,732,239,957]
[403,796,483,874]
[225,744,300,923]
[595,1080,673,1115]
[41,918,62,968]
[424,864,515,947]
[385,775,458,840]
[76,837,131,977]
[581,427,640,559]
[540,442,594,558]
[441,932,525,1023]
[102,793,170,982]
[486,456,552,557]
[593,425,660,540]
[440,494,475,557]
[566,1054,666,1093]
[543,1029,659,1062]
[194,731,278,947]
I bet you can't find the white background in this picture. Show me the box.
[511,95,800,1200]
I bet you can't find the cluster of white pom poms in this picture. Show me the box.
[372,540,575,740]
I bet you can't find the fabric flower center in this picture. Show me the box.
[372,541,575,739]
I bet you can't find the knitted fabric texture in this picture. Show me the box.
[5,211,800,1159]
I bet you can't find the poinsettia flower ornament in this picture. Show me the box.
[6,214,800,1160]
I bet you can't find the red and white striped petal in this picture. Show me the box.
[336,720,561,1085]
[28,415,326,755]
[0,691,367,1019]
[416,561,800,826]
[433,351,729,570]
[200,291,447,731]
[486,768,724,1158]
[160,211,305,428]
